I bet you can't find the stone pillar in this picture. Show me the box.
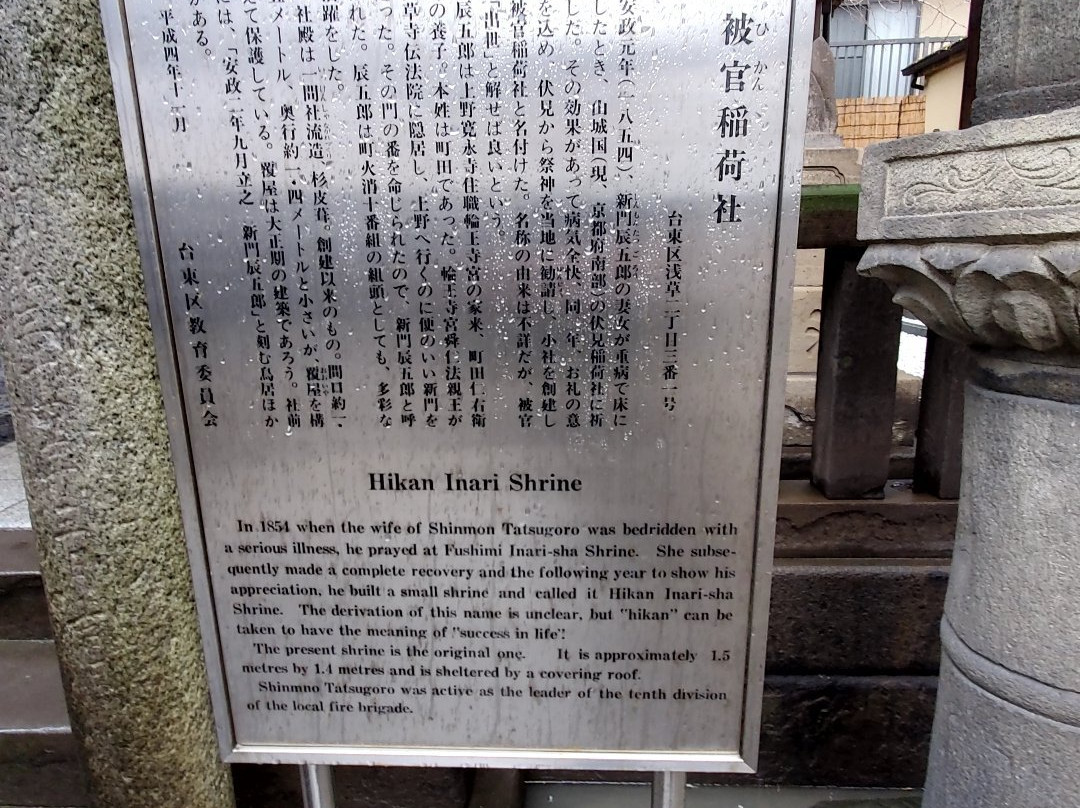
[857,104,1080,805]
[972,0,1080,124]
[0,2,234,807]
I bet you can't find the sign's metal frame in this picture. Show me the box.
[98,0,814,772]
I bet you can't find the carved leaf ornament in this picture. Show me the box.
[858,241,1080,352]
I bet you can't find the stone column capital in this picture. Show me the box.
[857,240,1080,353]
[856,104,1080,355]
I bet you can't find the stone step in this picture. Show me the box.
[0,360,12,443]
[0,640,88,807]
[0,445,87,806]
[0,443,49,645]
[0,572,50,641]
[0,443,33,569]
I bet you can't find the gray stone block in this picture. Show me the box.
[0,514,36,574]
[0,639,88,806]
[788,289,823,375]
[945,375,1080,692]
[750,676,937,788]
[973,0,1080,123]
[0,731,90,807]
[534,676,939,789]
[858,106,1080,243]
[232,764,471,808]
[767,561,947,675]
[806,37,841,148]
[803,148,861,186]
[782,372,921,450]
[0,640,69,736]
[335,766,471,808]
[0,573,52,640]
[924,654,1080,807]
[795,249,825,287]
[811,247,902,499]
[774,481,957,559]
[467,769,523,808]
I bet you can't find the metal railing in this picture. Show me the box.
[830,36,961,99]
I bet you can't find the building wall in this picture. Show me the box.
[918,0,969,38]
[923,59,966,131]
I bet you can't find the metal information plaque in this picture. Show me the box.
[102,0,811,771]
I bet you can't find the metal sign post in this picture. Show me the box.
[652,771,687,808]
[300,764,336,808]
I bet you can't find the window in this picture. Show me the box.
[832,0,921,97]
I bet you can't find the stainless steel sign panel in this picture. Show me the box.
[100,0,812,771]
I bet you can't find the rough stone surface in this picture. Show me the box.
[232,764,470,808]
[811,248,902,499]
[802,40,863,181]
[806,37,842,148]
[768,561,947,675]
[857,106,1080,243]
[787,288,823,374]
[537,676,938,788]
[973,0,1080,124]
[923,655,1080,807]
[912,336,968,500]
[855,5,1080,805]
[335,766,471,808]
[802,148,862,186]
[944,371,1080,692]
[736,676,937,788]
[0,731,90,807]
[774,482,957,559]
[782,373,921,450]
[0,2,234,807]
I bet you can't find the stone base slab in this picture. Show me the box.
[803,147,862,186]
[775,481,957,559]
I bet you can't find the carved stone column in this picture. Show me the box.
[857,106,1080,806]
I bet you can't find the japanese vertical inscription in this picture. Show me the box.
[106,0,811,770]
